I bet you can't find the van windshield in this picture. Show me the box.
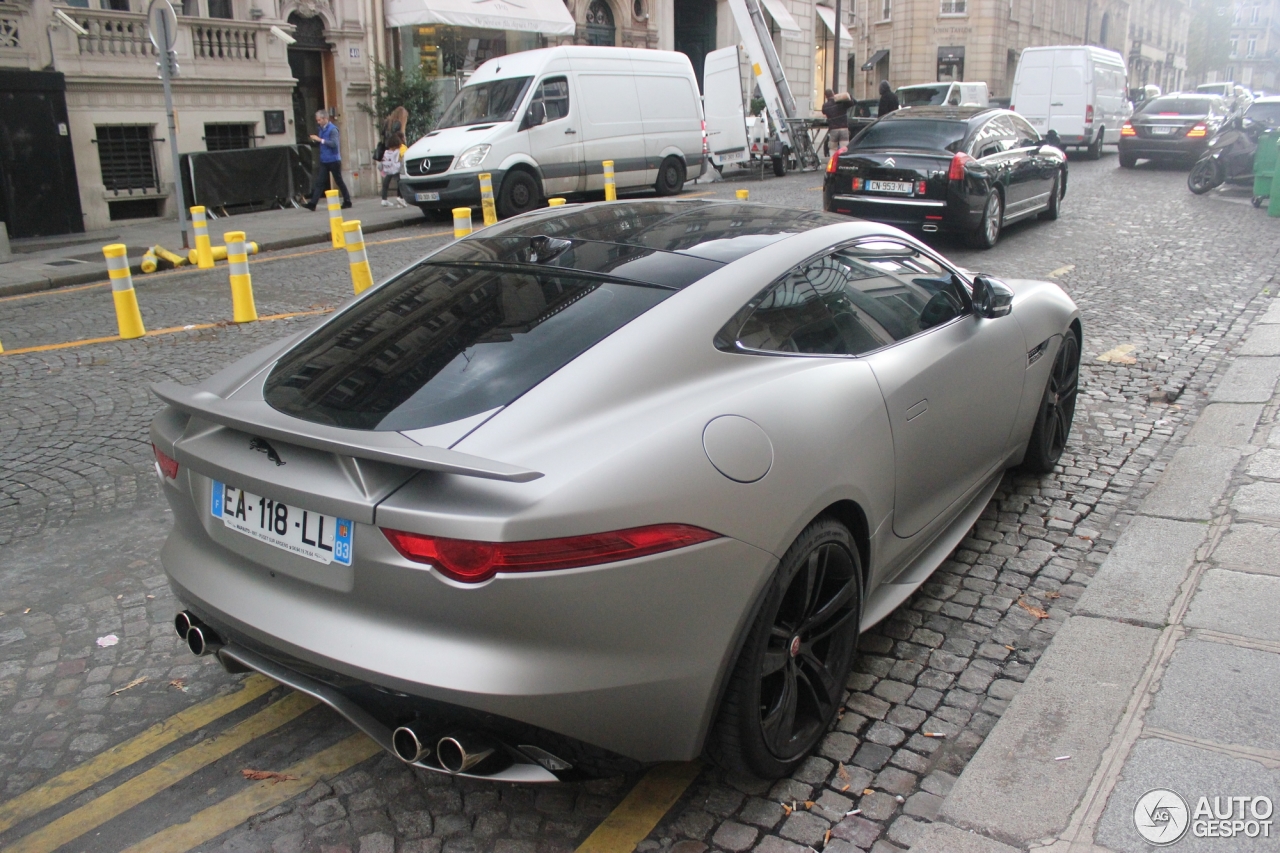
[436,77,533,129]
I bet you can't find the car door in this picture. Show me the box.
[968,116,1027,210]
[1009,113,1057,210]
[524,76,585,196]
[841,239,1026,538]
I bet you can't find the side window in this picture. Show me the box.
[1009,114,1040,147]
[969,116,1017,158]
[829,241,971,340]
[530,77,570,124]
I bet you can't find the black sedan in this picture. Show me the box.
[823,106,1067,249]
[1118,95,1229,167]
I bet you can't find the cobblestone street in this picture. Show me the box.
[1,154,1278,853]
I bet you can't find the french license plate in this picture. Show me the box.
[1150,126,1176,135]
[868,180,912,194]
[212,481,353,566]
[414,191,440,202]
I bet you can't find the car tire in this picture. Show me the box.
[1086,128,1103,160]
[1039,170,1064,220]
[1118,151,1137,168]
[655,156,686,196]
[772,154,787,177]
[967,190,1003,249]
[1022,327,1080,474]
[709,517,862,779]
[497,170,542,219]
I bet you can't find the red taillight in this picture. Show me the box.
[948,151,974,181]
[1121,122,1136,136]
[1009,104,1014,112]
[153,444,179,479]
[851,177,864,190]
[915,180,927,195]
[1085,104,1094,124]
[1186,123,1208,137]
[701,119,709,155]
[382,524,721,583]
[826,146,846,173]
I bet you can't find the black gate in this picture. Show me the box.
[0,70,84,238]
[674,0,716,91]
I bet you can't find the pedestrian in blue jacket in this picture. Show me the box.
[305,110,352,210]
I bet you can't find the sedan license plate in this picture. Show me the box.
[414,191,440,202]
[868,180,912,194]
[212,481,353,566]
[1150,126,1176,135]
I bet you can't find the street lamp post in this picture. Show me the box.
[148,0,190,250]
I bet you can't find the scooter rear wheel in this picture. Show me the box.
[1187,159,1221,195]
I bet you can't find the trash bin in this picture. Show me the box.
[1253,128,1278,203]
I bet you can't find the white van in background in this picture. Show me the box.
[702,46,751,172]
[1010,46,1130,159]
[399,46,706,218]
[897,81,990,108]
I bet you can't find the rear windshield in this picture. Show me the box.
[436,77,533,129]
[898,86,949,107]
[1247,102,1280,124]
[851,119,968,152]
[263,264,671,431]
[1138,97,1216,116]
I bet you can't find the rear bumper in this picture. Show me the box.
[824,186,982,233]
[159,482,776,765]
[1118,137,1208,159]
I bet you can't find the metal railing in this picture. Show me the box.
[62,7,263,62]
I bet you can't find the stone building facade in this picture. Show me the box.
[1216,0,1280,91]
[1126,0,1190,92]
[0,0,373,236]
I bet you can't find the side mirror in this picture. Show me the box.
[521,101,546,131]
[972,275,1013,319]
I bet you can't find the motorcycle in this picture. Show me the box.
[1187,116,1266,199]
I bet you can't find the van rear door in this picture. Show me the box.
[702,47,750,168]
[1012,51,1054,132]
[1049,51,1088,139]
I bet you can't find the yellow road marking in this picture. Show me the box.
[0,309,334,356]
[574,762,701,853]
[680,191,715,199]
[0,229,454,304]
[7,692,317,853]
[1048,264,1075,278]
[1096,343,1138,364]
[807,185,825,191]
[0,674,275,834]
[121,733,381,853]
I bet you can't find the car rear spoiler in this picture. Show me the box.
[151,381,543,483]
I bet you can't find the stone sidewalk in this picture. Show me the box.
[906,302,1280,851]
[0,198,427,297]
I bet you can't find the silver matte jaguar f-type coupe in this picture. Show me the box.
[151,200,1080,782]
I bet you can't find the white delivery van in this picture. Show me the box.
[399,46,706,218]
[702,46,750,172]
[1010,45,1130,159]
[897,82,990,108]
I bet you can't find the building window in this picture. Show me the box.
[1248,36,1257,55]
[585,0,615,45]
[95,125,158,193]
[1251,5,1260,23]
[940,0,965,13]
[103,0,131,10]
[207,0,233,18]
[1230,37,1238,55]
[937,46,964,80]
[204,122,256,150]
[881,0,891,19]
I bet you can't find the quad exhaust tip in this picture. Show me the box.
[174,611,195,639]
[436,732,496,774]
[391,723,432,764]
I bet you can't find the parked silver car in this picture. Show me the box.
[151,200,1080,781]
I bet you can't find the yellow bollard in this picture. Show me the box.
[141,247,158,274]
[453,207,473,239]
[103,244,146,339]
[342,220,374,295]
[479,173,498,226]
[736,189,749,201]
[326,190,345,248]
[548,197,566,206]
[603,160,617,201]
[155,245,189,268]
[190,206,215,269]
[187,242,258,266]
[224,231,258,323]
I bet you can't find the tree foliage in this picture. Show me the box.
[1186,0,1233,81]
[361,62,440,144]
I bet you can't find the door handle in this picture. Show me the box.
[1050,102,1064,106]
[906,400,928,421]
[564,128,577,134]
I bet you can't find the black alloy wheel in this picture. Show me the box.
[1023,328,1080,473]
[655,156,686,196]
[967,190,1003,249]
[1039,170,1064,220]
[1187,158,1221,194]
[497,170,542,218]
[711,518,862,778]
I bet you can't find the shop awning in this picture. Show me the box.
[385,0,576,35]
[758,0,804,40]
[861,48,888,71]
[815,5,852,46]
